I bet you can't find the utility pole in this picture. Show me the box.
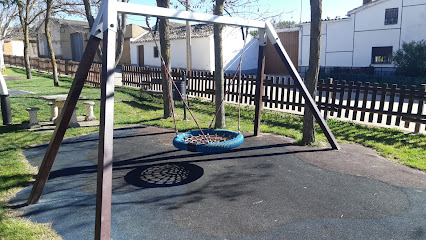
[186,0,192,74]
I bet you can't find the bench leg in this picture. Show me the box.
[48,102,58,121]
[84,102,96,121]
[69,107,80,128]
[26,107,41,129]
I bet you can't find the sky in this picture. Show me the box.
[267,0,362,22]
[124,0,363,26]
[66,0,364,27]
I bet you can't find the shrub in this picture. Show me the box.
[393,40,426,77]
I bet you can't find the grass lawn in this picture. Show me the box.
[0,67,425,239]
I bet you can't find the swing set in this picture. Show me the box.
[26,1,340,239]
[146,18,248,152]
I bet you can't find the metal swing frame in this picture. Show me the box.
[26,1,341,239]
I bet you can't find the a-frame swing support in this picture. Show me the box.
[27,1,340,239]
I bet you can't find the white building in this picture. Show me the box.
[299,0,426,72]
[130,23,259,73]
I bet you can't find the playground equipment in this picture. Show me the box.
[26,1,341,239]
[0,72,12,125]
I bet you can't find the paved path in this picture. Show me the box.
[11,126,426,239]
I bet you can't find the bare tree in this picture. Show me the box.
[302,0,322,145]
[0,3,17,72]
[40,0,96,86]
[156,0,174,118]
[17,0,45,79]
[174,0,283,128]
[44,0,58,86]
[176,0,283,21]
[213,0,225,128]
[82,0,127,67]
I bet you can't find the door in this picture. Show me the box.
[43,35,50,57]
[138,45,144,66]
[70,33,84,61]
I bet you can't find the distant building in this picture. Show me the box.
[36,19,146,64]
[3,27,37,57]
[36,19,91,61]
[299,0,426,74]
[121,24,148,65]
[264,27,299,75]
[130,23,259,73]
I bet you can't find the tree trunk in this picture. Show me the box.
[214,0,225,128]
[157,0,173,118]
[83,0,127,66]
[45,0,59,86]
[83,0,102,60]
[302,0,322,144]
[0,6,16,73]
[0,40,5,72]
[115,2,127,67]
[23,23,32,79]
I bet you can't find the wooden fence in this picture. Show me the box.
[122,65,426,133]
[4,57,424,133]
[4,55,102,87]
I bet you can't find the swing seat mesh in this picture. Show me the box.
[173,129,244,153]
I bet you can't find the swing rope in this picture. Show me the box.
[147,18,179,136]
[146,17,209,141]
[208,27,248,132]
[237,27,249,132]
[146,17,248,142]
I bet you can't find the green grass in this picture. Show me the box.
[0,66,425,238]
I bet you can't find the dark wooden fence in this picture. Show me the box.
[122,65,426,133]
[4,56,424,133]
[4,55,102,87]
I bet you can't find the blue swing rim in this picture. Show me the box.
[173,129,244,153]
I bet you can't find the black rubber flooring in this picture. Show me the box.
[11,126,426,240]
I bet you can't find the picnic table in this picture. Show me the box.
[39,94,86,127]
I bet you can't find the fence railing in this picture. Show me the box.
[4,55,102,87]
[122,65,426,133]
[4,57,424,133]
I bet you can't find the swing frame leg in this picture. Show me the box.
[265,22,340,150]
[27,35,101,205]
[254,29,266,136]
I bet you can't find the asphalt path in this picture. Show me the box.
[11,126,426,239]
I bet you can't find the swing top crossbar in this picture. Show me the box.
[114,2,266,29]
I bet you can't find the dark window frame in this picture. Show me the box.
[371,46,393,64]
[153,46,159,58]
[385,8,398,25]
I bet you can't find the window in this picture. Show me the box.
[385,8,398,25]
[371,47,393,64]
[154,46,159,58]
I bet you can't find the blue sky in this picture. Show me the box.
[85,0,363,26]
[128,0,362,22]
[267,0,362,22]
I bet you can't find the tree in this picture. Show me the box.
[44,0,58,86]
[393,40,426,77]
[302,0,322,145]
[157,0,174,118]
[213,0,225,128]
[17,0,45,79]
[82,0,127,66]
[42,0,97,86]
[273,20,299,29]
[177,0,282,128]
[0,3,17,72]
